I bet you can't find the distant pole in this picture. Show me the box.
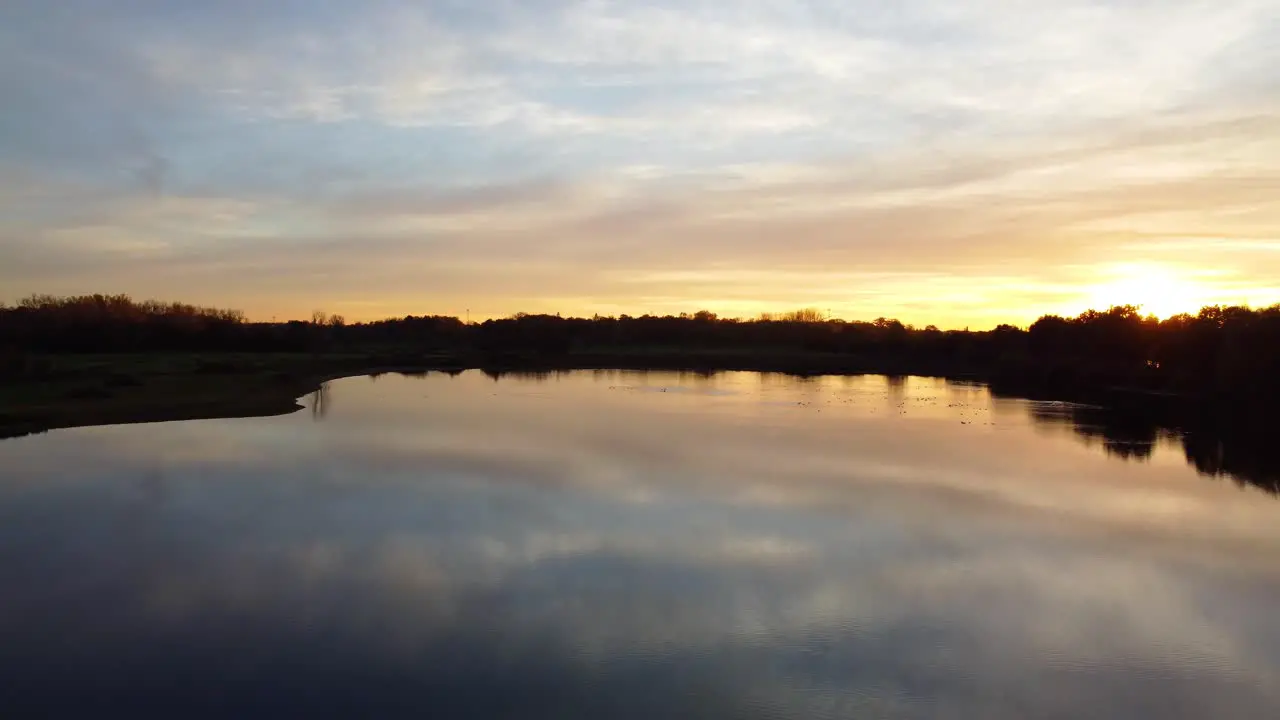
[466,308,470,324]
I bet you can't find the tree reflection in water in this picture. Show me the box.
[1024,400,1280,495]
[310,382,330,420]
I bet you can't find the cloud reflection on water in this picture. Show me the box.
[1,372,1279,716]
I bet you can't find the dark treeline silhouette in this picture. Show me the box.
[1001,304,1280,407]
[4,294,1280,409]
[1,294,251,352]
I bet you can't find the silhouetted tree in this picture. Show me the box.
[5,294,1279,416]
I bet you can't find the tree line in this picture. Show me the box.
[3,294,1279,408]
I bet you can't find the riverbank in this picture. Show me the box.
[0,349,1247,441]
[1,349,982,439]
[0,353,470,440]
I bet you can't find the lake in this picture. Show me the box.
[3,371,1279,718]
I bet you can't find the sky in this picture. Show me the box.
[1,0,1278,327]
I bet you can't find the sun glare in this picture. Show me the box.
[1082,263,1215,319]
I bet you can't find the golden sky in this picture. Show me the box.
[2,0,1277,327]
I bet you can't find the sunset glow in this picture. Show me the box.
[1082,264,1218,320]
[1,1,1277,326]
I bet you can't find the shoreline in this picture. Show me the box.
[0,350,975,440]
[0,351,1242,441]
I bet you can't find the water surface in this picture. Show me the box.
[3,371,1279,718]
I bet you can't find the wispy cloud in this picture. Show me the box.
[1,0,1277,323]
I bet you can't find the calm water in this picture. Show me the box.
[3,371,1280,718]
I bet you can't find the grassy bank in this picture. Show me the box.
[0,352,465,440]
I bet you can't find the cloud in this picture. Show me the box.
[0,0,1277,323]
